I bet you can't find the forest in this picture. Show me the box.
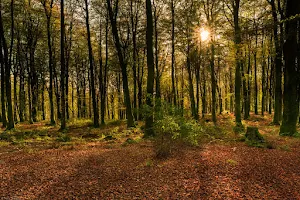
[0,0,300,199]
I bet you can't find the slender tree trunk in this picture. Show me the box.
[13,65,18,123]
[202,64,207,118]
[0,39,6,127]
[43,0,55,125]
[27,72,33,124]
[229,65,234,113]
[261,35,266,116]
[154,2,161,111]
[242,53,248,119]
[171,0,176,106]
[60,0,66,130]
[85,0,99,127]
[210,42,216,123]
[107,0,134,127]
[130,0,138,120]
[19,59,25,122]
[254,28,258,115]
[42,79,46,120]
[269,0,283,124]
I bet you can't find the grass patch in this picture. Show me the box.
[279,145,291,152]
[0,141,10,147]
[145,159,154,167]
[56,134,72,142]
[227,159,238,166]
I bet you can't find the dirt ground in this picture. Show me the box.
[0,114,300,199]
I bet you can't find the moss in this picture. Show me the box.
[244,127,268,148]
[233,123,245,134]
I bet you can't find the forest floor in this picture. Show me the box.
[0,113,300,199]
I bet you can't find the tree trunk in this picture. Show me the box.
[254,28,258,115]
[171,0,176,106]
[43,0,55,125]
[233,0,242,126]
[85,0,99,127]
[145,0,155,136]
[60,0,66,130]
[0,2,14,129]
[261,34,266,116]
[280,0,300,135]
[269,0,283,124]
[107,0,134,127]
[0,39,6,127]
[210,42,216,123]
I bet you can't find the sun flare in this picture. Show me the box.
[200,29,210,41]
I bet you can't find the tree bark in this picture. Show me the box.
[0,1,14,129]
[280,0,300,135]
[269,0,283,124]
[85,0,99,127]
[107,0,134,127]
[60,0,66,130]
[145,0,155,136]
[233,0,242,126]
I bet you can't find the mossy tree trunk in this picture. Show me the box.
[280,0,300,136]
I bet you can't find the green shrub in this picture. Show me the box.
[153,116,180,158]
[0,132,12,142]
[153,114,203,158]
[56,134,71,142]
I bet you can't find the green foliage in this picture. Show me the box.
[233,123,245,134]
[293,132,300,138]
[279,145,291,152]
[226,159,238,166]
[153,103,204,158]
[0,132,12,142]
[145,159,154,167]
[125,138,136,144]
[280,131,300,138]
[56,134,72,142]
[244,127,270,148]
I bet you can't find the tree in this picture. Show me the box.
[0,0,14,129]
[84,0,99,127]
[232,0,242,127]
[107,0,134,128]
[144,0,155,137]
[41,0,55,125]
[280,0,300,136]
[268,0,283,124]
[60,0,66,130]
[171,0,176,106]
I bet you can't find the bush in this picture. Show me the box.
[56,134,72,142]
[0,132,12,142]
[153,115,203,158]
